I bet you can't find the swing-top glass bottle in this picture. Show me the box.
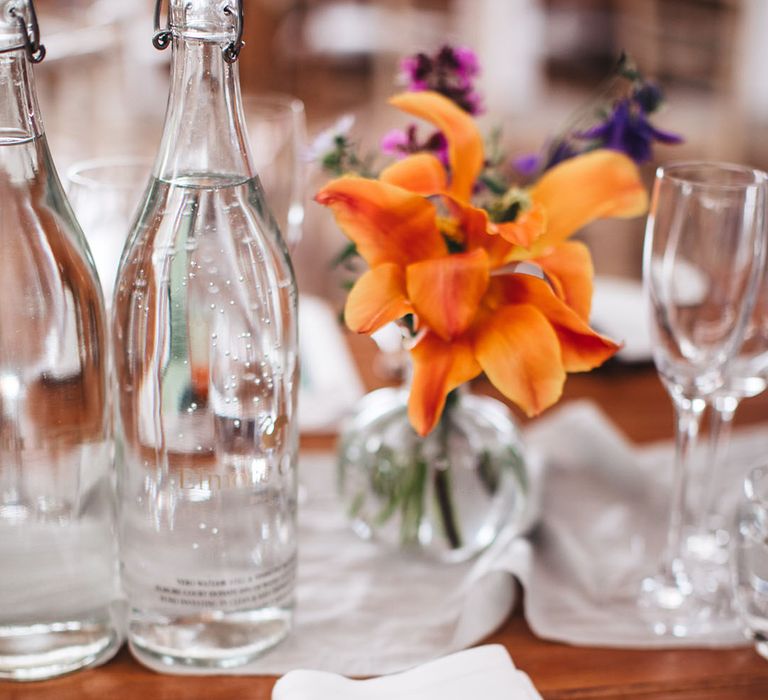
[0,0,121,680]
[113,0,299,669]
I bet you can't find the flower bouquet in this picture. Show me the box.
[315,49,678,560]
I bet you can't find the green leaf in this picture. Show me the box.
[331,242,360,268]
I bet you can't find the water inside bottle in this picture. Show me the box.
[0,136,121,679]
[114,172,298,666]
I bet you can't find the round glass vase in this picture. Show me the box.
[338,386,528,563]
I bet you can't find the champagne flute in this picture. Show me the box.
[66,157,151,308]
[242,94,307,253]
[641,162,767,637]
[686,268,768,603]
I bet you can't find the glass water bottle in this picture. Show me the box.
[113,0,299,669]
[0,0,121,681]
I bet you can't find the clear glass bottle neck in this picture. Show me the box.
[154,34,253,184]
[0,47,42,144]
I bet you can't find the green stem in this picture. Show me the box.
[400,458,427,546]
[434,391,462,550]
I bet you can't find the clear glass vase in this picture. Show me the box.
[338,387,528,563]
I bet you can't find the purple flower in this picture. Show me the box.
[380,128,411,159]
[427,131,450,168]
[513,153,541,177]
[452,46,480,82]
[380,125,449,168]
[399,45,484,115]
[401,54,430,91]
[633,82,664,114]
[578,99,682,164]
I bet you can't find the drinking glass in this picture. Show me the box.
[242,94,307,252]
[686,267,768,605]
[641,162,767,637]
[733,465,768,659]
[66,157,151,307]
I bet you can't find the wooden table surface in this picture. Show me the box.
[3,335,768,700]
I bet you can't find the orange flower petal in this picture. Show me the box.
[315,176,447,267]
[390,91,483,202]
[530,150,648,248]
[408,332,481,436]
[492,203,547,248]
[473,304,565,417]
[534,241,594,321]
[344,263,412,334]
[500,274,619,371]
[443,196,515,268]
[406,248,490,341]
[380,153,447,195]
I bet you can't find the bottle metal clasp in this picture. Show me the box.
[152,0,172,50]
[1,0,45,63]
[153,0,244,63]
[221,4,244,64]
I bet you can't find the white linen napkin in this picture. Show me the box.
[272,645,542,700]
[591,275,651,363]
[298,295,365,433]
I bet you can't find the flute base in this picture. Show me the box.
[639,559,740,639]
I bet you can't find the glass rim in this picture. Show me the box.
[66,156,152,190]
[242,92,305,117]
[655,160,768,190]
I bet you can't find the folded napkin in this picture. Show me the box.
[591,275,651,363]
[298,295,365,433]
[272,645,542,700]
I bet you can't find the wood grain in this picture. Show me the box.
[3,333,768,699]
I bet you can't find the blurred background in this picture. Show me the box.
[30,0,767,301]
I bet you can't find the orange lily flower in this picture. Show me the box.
[316,91,648,436]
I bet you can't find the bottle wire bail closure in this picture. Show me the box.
[222,3,244,64]
[1,0,45,63]
[152,0,172,50]
[152,0,244,62]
